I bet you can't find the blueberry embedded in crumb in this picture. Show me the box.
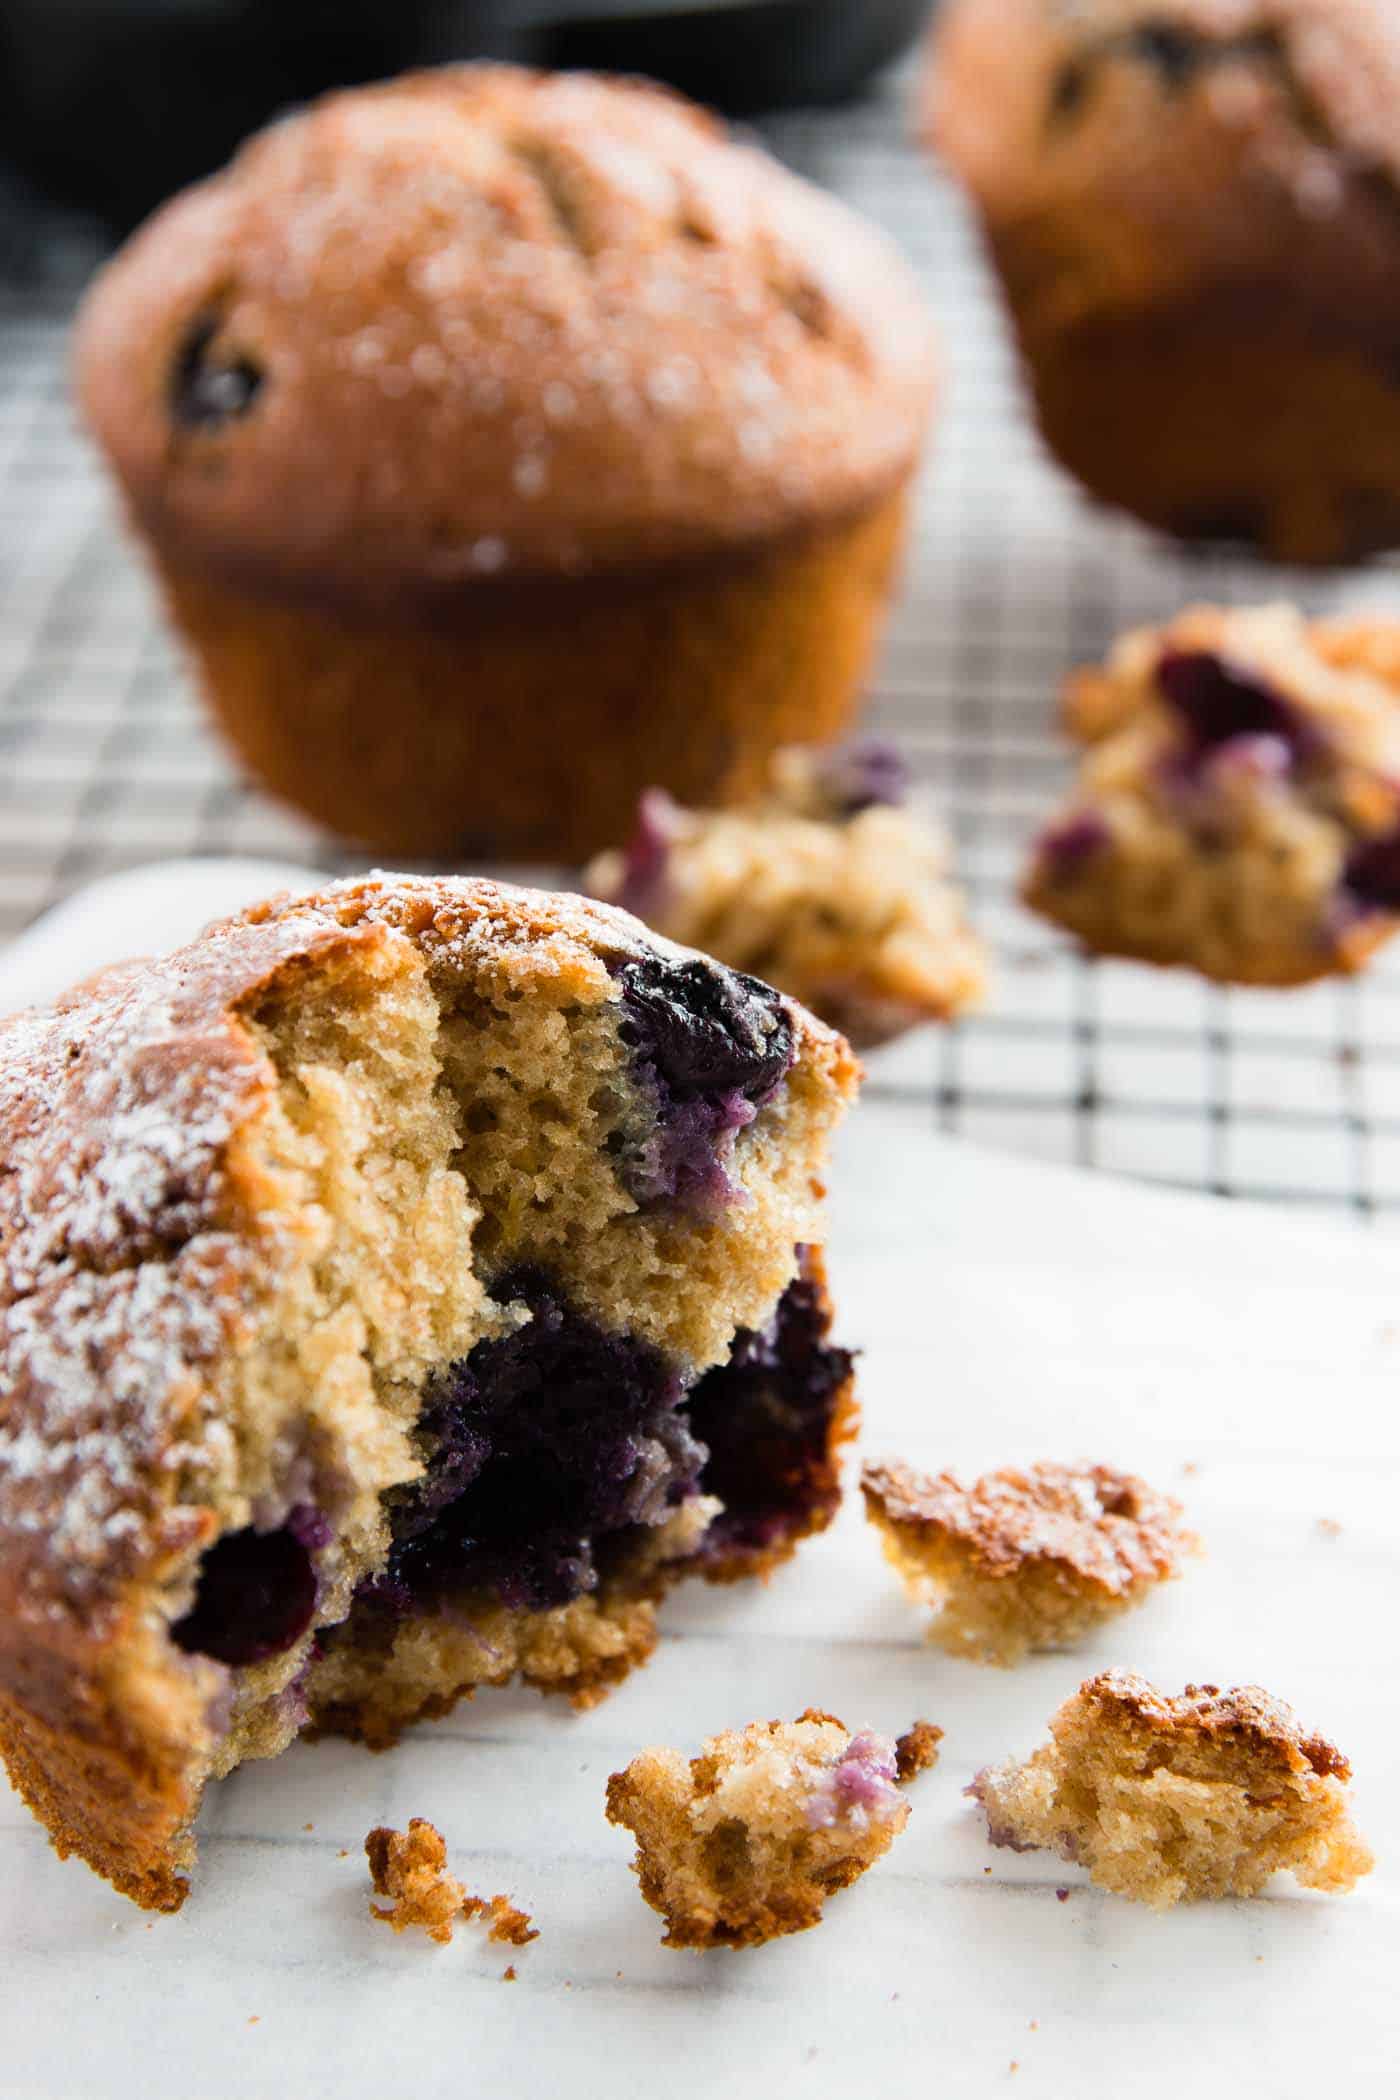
[613,955,794,1208]
[171,316,264,429]
[1156,650,1314,762]
[1343,827,1400,912]
[1126,23,1203,88]
[372,1269,696,1615]
[616,955,793,1105]
[809,739,909,818]
[614,788,683,917]
[171,1523,319,1666]
[1038,809,1111,878]
[686,1265,852,1559]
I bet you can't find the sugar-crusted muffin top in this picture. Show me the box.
[862,1459,1191,1591]
[76,65,937,609]
[1076,1669,1353,1779]
[932,0,1400,340]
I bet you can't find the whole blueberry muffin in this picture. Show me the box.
[75,66,938,857]
[932,1,1400,565]
[1023,603,1400,984]
[0,875,858,1911]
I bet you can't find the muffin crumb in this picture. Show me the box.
[894,1719,944,1782]
[606,1709,928,1949]
[463,1892,539,1947]
[862,1459,1195,1665]
[971,1672,1374,1908]
[366,1819,539,1948]
[366,1820,468,1945]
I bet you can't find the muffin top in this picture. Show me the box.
[75,66,937,610]
[933,1,1400,222]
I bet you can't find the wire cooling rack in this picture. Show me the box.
[3,70,1400,1221]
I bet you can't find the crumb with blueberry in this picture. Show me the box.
[606,1710,939,1949]
[971,1672,1373,1908]
[1024,604,1400,984]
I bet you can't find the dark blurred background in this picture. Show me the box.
[0,0,935,274]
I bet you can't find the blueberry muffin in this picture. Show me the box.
[585,741,987,1048]
[0,875,858,1911]
[1023,603,1400,984]
[971,1672,1374,1907]
[932,1,1400,565]
[606,1710,938,1949]
[862,1459,1196,1665]
[75,66,939,858]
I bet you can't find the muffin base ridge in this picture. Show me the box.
[157,492,909,858]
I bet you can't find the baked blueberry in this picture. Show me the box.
[172,1523,318,1667]
[1023,605,1400,985]
[171,316,263,430]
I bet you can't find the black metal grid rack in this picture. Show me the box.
[3,73,1399,1222]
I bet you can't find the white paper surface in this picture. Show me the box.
[1,868,1396,2099]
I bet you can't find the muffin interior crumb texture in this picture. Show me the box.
[605,1708,938,1949]
[862,1458,1197,1665]
[585,740,987,1048]
[0,876,856,1909]
[1023,603,1400,986]
[366,1817,538,1946]
[971,1672,1374,1908]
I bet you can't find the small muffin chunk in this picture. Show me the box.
[970,1672,1374,1908]
[366,1818,468,1944]
[586,741,987,1048]
[862,1459,1195,1665]
[366,1817,539,1945]
[606,1709,939,1949]
[1024,604,1400,985]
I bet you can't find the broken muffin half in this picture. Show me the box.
[0,875,858,1910]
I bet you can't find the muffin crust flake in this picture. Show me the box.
[863,1459,1196,1665]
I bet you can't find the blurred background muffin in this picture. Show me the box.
[74,63,939,859]
[930,0,1400,566]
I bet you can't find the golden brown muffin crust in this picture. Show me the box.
[76,65,937,615]
[863,1459,1190,1591]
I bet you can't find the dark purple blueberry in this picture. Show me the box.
[373,1270,696,1615]
[1048,56,1093,126]
[171,316,263,429]
[611,788,681,918]
[1127,22,1202,86]
[1343,827,1400,912]
[686,1263,852,1560]
[616,955,792,1105]
[286,1503,334,1554]
[1039,809,1111,877]
[810,739,909,818]
[1156,650,1311,761]
[171,1524,318,1667]
[613,954,794,1209]
[344,1254,850,1623]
